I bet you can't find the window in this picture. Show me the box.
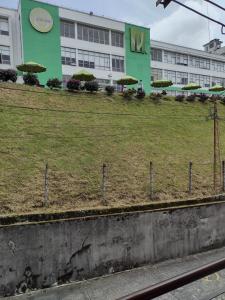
[151,68,162,81]
[189,56,210,70]
[0,45,10,64]
[212,77,225,87]
[77,24,109,45]
[211,60,225,72]
[151,48,162,62]
[112,55,124,72]
[164,51,188,66]
[190,74,210,87]
[176,72,188,85]
[61,47,76,66]
[164,69,176,83]
[60,20,75,38]
[0,17,9,36]
[111,31,124,48]
[78,49,110,70]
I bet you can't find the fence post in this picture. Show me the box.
[188,161,193,195]
[101,163,107,205]
[44,163,49,207]
[149,161,154,200]
[222,161,225,192]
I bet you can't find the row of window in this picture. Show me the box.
[152,68,225,87]
[152,48,225,71]
[61,47,125,72]
[0,17,9,36]
[61,21,124,48]
[0,45,10,64]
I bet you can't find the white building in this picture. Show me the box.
[151,39,225,89]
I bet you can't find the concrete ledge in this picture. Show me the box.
[0,194,225,226]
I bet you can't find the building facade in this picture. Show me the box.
[0,0,151,92]
[151,40,225,90]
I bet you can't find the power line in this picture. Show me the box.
[0,103,210,119]
[203,0,225,12]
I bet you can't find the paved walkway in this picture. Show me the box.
[5,247,225,300]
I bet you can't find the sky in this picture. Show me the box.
[1,0,225,50]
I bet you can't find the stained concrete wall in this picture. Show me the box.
[1,198,225,297]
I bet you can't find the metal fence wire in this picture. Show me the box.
[0,160,225,213]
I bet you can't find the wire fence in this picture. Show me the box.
[0,160,224,214]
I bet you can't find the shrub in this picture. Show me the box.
[220,97,225,105]
[84,81,99,93]
[198,94,208,103]
[161,90,167,96]
[67,79,80,91]
[175,95,185,102]
[47,78,62,90]
[23,73,39,86]
[105,85,115,96]
[136,89,146,99]
[186,94,196,102]
[123,89,136,100]
[0,69,17,82]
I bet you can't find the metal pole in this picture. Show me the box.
[188,161,192,194]
[149,162,154,200]
[102,163,107,205]
[118,256,225,300]
[44,163,49,207]
[214,99,217,192]
[222,160,225,192]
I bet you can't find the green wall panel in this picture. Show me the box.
[20,0,62,85]
[125,24,151,93]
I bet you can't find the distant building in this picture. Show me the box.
[151,39,225,90]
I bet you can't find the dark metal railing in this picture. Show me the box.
[118,257,225,300]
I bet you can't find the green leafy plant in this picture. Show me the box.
[84,81,99,93]
[136,89,146,99]
[23,73,39,86]
[123,89,136,100]
[0,69,17,83]
[47,78,62,90]
[67,79,80,91]
[186,94,196,102]
[175,95,185,102]
[105,85,115,96]
[198,94,208,103]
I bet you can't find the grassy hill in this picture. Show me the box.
[0,83,224,216]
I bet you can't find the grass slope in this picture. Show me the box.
[0,83,224,215]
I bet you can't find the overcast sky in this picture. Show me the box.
[1,0,225,49]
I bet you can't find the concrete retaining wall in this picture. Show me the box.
[1,198,225,297]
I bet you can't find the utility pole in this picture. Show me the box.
[212,99,221,192]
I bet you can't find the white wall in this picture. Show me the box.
[0,7,22,70]
[59,8,126,82]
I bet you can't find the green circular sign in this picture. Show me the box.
[30,8,53,33]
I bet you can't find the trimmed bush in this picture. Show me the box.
[47,78,62,90]
[123,89,136,100]
[0,69,17,83]
[186,94,196,102]
[105,85,115,96]
[136,89,146,99]
[175,95,185,102]
[67,79,80,91]
[23,73,39,86]
[198,94,208,103]
[84,81,99,93]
